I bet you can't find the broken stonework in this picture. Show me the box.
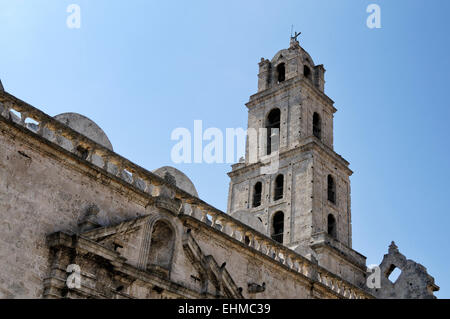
[371,242,439,299]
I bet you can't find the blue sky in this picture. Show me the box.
[1,0,449,298]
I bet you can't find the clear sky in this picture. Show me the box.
[1,0,449,298]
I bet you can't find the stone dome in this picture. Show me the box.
[270,40,315,67]
[54,113,113,151]
[256,38,324,93]
[152,166,199,197]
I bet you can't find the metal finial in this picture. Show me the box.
[291,31,301,41]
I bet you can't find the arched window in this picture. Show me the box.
[252,182,262,207]
[327,175,336,204]
[304,65,311,80]
[274,174,284,201]
[271,211,284,243]
[327,214,337,239]
[313,112,321,139]
[266,108,281,155]
[147,220,175,271]
[277,63,286,83]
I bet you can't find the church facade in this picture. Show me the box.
[0,37,439,299]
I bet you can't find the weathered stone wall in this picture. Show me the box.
[290,154,314,246]
[0,121,148,298]
[312,151,351,247]
[0,116,370,299]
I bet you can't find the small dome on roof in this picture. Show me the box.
[271,41,315,67]
[269,38,316,78]
[54,113,113,151]
[152,166,199,197]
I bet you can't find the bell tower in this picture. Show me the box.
[227,36,360,277]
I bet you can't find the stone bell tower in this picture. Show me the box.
[227,36,366,283]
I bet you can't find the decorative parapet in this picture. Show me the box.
[0,90,373,299]
[180,211,372,299]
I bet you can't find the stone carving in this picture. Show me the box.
[248,282,266,294]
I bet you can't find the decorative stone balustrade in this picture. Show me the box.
[0,91,373,299]
[180,202,370,298]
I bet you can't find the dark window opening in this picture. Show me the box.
[244,236,250,245]
[304,65,311,79]
[76,145,89,160]
[313,112,321,140]
[327,175,336,204]
[277,63,286,83]
[266,108,281,155]
[327,214,337,239]
[271,211,284,243]
[386,264,402,283]
[252,182,262,207]
[274,174,284,201]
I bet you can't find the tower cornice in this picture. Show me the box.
[246,76,336,114]
[227,136,352,178]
